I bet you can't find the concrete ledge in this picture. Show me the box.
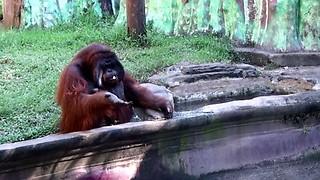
[235,48,320,67]
[1,91,320,179]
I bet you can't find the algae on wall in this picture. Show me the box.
[114,0,320,52]
[299,1,320,51]
[22,0,320,52]
[251,0,302,52]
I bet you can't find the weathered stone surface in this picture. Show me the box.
[2,62,320,179]
[171,77,274,110]
[235,47,320,66]
[180,63,259,75]
[204,153,320,180]
[133,83,174,120]
[149,63,319,109]
[149,62,261,86]
[1,91,320,179]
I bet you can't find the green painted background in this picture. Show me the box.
[22,0,320,52]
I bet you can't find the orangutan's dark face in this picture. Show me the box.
[95,55,125,88]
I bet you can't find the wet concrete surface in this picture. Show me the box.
[148,63,320,179]
[201,152,320,180]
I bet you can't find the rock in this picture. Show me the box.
[133,83,174,121]
[149,62,261,86]
[148,62,320,111]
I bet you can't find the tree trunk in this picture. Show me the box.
[126,0,146,40]
[3,0,23,28]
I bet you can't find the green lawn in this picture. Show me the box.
[0,18,234,144]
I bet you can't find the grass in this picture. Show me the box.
[0,0,2,16]
[0,16,234,144]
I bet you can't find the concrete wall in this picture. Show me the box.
[1,91,320,179]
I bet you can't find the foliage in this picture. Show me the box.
[0,16,234,144]
[0,0,2,16]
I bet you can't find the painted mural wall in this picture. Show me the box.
[21,0,320,52]
[23,0,103,28]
